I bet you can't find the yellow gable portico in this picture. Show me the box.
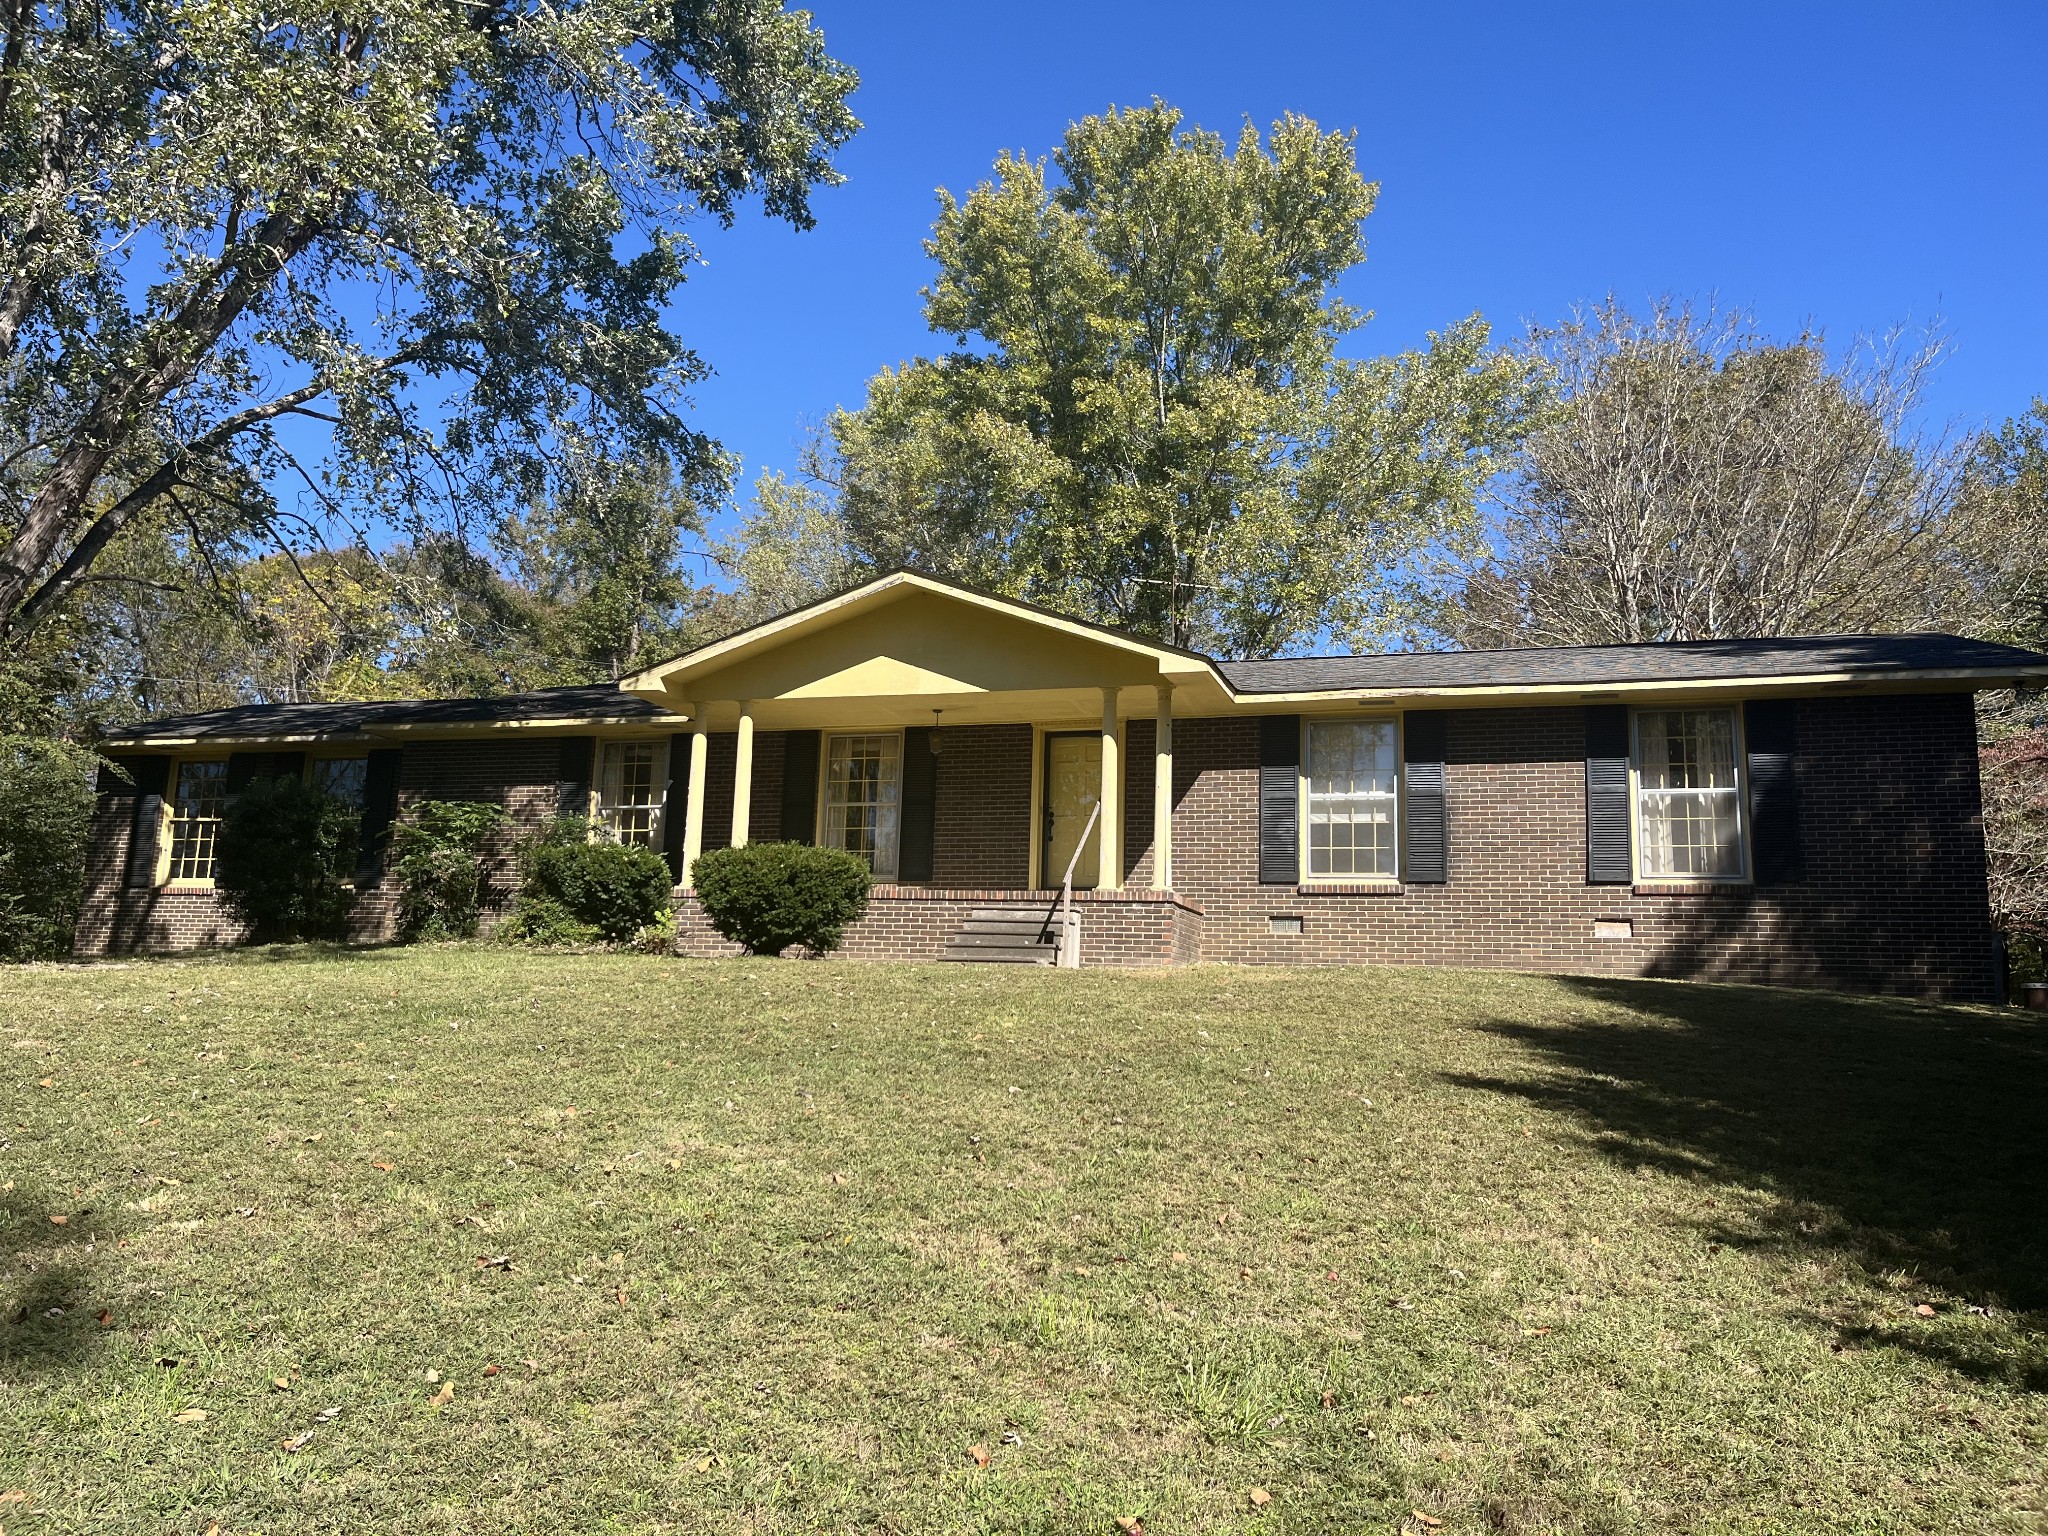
[620,570,1224,892]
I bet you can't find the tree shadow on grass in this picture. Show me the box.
[1445,976,2048,1390]
[1,1188,125,1375]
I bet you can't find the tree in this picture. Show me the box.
[0,0,858,643]
[709,445,860,630]
[1431,300,1974,648]
[501,452,718,680]
[816,101,1535,656]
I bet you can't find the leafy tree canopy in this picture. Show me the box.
[799,101,1536,656]
[0,0,859,641]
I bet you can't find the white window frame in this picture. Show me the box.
[821,730,904,881]
[595,738,670,849]
[1630,706,1750,884]
[160,758,230,888]
[1298,715,1402,884]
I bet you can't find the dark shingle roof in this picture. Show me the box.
[107,684,677,743]
[1216,633,2048,694]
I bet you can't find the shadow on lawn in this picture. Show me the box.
[1447,977,2048,1390]
[1,1188,123,1374]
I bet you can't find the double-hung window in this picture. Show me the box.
[1303,718,1399,880]
[309,755,369,811]
[1634,708,1745,880]
[597,740,667,847]
[823,732,901,879]
[164,760,229,884]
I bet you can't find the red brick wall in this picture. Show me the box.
[1160,694,1999,1002]
[932,724,1034,886]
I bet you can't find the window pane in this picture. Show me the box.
[824,733,901,879]
[597,741,664,847]
[1305,720,1397,878]
[311,757,368,811]
[1636,710,1743,878]
[166,760,228,882]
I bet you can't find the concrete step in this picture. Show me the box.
[946,930,1058,948]
[938,946,1059,964]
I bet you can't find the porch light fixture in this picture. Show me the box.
[929,709,943,754]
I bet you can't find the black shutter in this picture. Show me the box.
[556,736,596,822]
[355,748,403,883]
[125,756,171,888]
[899,727,937,882]
[224,751,265,794]
[1258,714,1300,885]
[1585,705,1632,885]
[1402,711,1449,884]
[1745,698,1802,885]
[660,732,690,879]
[780,730,820,845]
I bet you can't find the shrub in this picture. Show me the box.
[499,892,600,947]
[691,842,871,957]
[519,836,674,944]
[389,800,507,940]
[215,775,361,941]
[0,735,96,961]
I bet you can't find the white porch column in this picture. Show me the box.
[681,712,710,887]
[730,703,755,847]
[1099,688,1122,891]
[1152,681,1173,890]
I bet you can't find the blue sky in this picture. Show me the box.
[667,0,2047,532]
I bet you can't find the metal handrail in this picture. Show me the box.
[1054,800,1101,969]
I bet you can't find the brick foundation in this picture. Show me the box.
[671,885,1199,966]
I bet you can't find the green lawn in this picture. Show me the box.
[2,950,2044,1534]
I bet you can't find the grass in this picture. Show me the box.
[2,948,2045,1534]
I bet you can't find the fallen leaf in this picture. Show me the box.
[695,1456,714,1473]
[1411,1514,1444,1529]
[428,1382,454,1408]
[475,1254,512,1271]
[1523,1326,1553,1337]
[1115,1518,1145,1536]
[271,1376,291,1391]
[0,1491,32,1508]
[967,1443,990,1468]
[94,1309,112,1327]
[37,1077,51,1088]
[665,1158,680,1171]
[1320,1390,1335,1409]
[315,1406,341,1421]
[614,1285,628,1306]
[1001,1430,1023,1446]
[482,1364,501,1377]
[1326,1269,1340,1282]
[1170,1251,1189,1264]
[1399,1395,1426,1407]
[425,1369,442,1383]
[46,1214,66,1226]
[827,1171,850,1185]
[302,1133,323,1143]
[172,1408,208,1424]
[371,1161,395,1172]
[281,1430,315,1452]
[1248,1487,1272,1507]
[1914,1303,1937,1317]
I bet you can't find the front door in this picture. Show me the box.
[1043,732,1101,889]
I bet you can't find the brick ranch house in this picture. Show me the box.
[77,570,2048,1000]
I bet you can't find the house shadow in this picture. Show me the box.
[1445,976,2048,1390]
[1,1187,125,1375]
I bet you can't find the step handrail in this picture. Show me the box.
[1054,800,1102,969]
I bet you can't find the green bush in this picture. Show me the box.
[215,775,362,941]
[691,842,871,957]
[0,735,96,961]
[499,892,600,947]
[389,800,507,940]
[518,835,674,945]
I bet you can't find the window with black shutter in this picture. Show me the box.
[779,730,821,845]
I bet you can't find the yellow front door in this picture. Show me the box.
[1043,732,1101,889]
